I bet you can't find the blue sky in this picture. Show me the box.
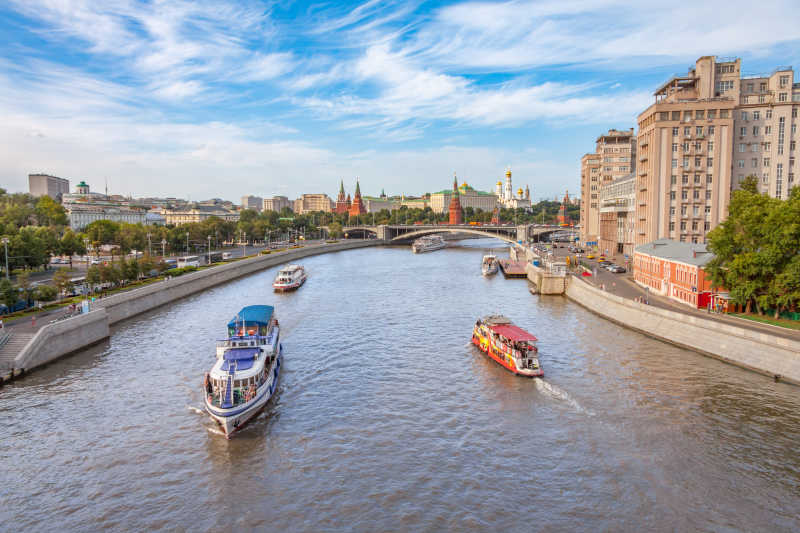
[1,0,799,202]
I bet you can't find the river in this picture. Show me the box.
[1,241,799,531]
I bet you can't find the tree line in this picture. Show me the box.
[706,177,800,318]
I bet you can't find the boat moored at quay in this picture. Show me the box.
[273,264,307,292]
[412,235,446,253]
[203,305,282,437]
[472,315,543,377]
[481,254,498,276]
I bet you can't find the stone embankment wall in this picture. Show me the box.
[12,240,379,375]
[526,263,567,294]
[566,276,800,384]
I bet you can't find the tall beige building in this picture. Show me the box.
[635,57,739,245]
[579,129,635,244]
[733,67,799,199]
[293,194,333,214]
[263,195,291,212]
[29,173,69,201]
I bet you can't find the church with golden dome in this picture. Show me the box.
[495,167,531,209]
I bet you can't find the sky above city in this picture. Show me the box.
[1,0,800,202]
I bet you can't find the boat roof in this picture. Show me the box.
[221,347,258,371]
[480,315,511,325]
[227,305,274,329]
[488,323,538,342]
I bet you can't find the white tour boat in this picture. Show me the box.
[203,305,282,438]
[272,264,307,292]
[481,254,499,276]
[411,235,446,253]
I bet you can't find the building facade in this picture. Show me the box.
[495,169,531,209]
[262,196,291,212]
[598,173,636,256]
[28,173,69,201]
[241,195,263,211]
[733,67,799,199]
[430,180,497,214]
[67,204,147,230]
[580,129,636,245]
[293,194,333,214]
[363,197,399,213]
[633,238,718,309]
[161,205,240,225]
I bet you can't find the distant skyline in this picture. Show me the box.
[1,0,799,202]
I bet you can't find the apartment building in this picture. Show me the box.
[293,194,333,214]
[263,195,292,212]
[734,67,799,199]
[241,195,263,211]
[28,173,69,201]
[579,129,635,244]
[635,56,738,246]
[598,173,636,256]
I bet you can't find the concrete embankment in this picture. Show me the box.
[9,240,379,378]
[565,276,800,385]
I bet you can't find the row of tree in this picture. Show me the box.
[706,177,800,318]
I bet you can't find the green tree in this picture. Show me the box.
[86,265,101,292]
[34,195,68,226]
[34,284,58,302]
[59,229,87,268]
[0,278,17,309]
[15,271,33,303]
[328,222,342,239]
[52,269,73,301]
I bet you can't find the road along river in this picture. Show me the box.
[1,241,799,531]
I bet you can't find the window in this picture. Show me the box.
[682,190,688,200]
[705,189,712,200]
[790,173,795,183]
[705,221,711,231]
[738,160,745,168]
[694,174,701,184]
[683,157,689,169]
[764,142,771,152]
[708,141,714,153]
[765,126,772,135]
[681,205,687,215]
[672,143,678,152]
[753,111,760,120]
[747,83,754,92]
[670,175,677,185]
[706,174,713,184]
[753,126,759,135]
[766,109,773,119]
[740,127,747,136]
[696,110,704,119]
[720,110,729,118]
[693,190,700,200]
[764,157,770,167]
[741,111,749,121]
[752,158,759,167]
[670,190,676,200]
[660,112,669,120]
[695,156,701,166]
[779,93,787,102]
[672,159,677,168]
[670,206,676,215]
[669,222,675,231]
[684,126,691,136]
[760,82,767,92]
[792,124,797,134]
[708,126,715,135]
[708,110,716,119]
[672,111,680,120]
[672,127,679,136]
[778,143,784,155]
[680,221,687,231]
[792,141,797,151]
[752,144,759,152]
[740,143,746,153]
[780,75,790,88]
[793,108,798,118]
[707,157,713,168]
[682,174,689,184]
[684,111,692,121]
[696,126,703,135]
[692,220,698,230]
[683,142,690,151]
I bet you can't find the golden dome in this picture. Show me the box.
[517,187,523,196]
[505,169,512,177]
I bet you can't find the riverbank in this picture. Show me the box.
[3,240,380,381]
[565,276,800,385]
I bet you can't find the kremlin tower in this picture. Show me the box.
[348,179,366,217]
[557,190,571,225]
[334,180,350,214]
[448,173,463,225]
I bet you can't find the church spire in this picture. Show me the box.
[339,179,344,194]
[355,179,361,197]
[453,172,458,194]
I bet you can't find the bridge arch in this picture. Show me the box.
[389,227,519,245]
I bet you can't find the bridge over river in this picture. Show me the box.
[330,223,575,243]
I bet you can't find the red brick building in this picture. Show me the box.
[334,180,350,214]
[633,238,723,309]
[448,175,463,225]
[348,180,366,217]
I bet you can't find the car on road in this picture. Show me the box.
[598,256,607,262]
[609,265,626,273]
[586,254,595,259]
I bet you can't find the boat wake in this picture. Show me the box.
[535,379,595,416]
[206,427,226,437]
[186,405,205,415]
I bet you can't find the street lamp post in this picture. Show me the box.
[242,234,246,258]
[147,233,152,257]
[161,239,167,258]
[207,235,212,265]
[1,237,9,280]
[185,232,189,255]
[84,238,89,270]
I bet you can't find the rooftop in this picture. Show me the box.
[634,238,715,267]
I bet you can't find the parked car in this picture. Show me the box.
[610,265,626,273]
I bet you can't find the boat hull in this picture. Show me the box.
[273,275,306,292]
[205,349,282,438]
[471,333,543,377]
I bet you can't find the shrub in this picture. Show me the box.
[34,285,58,302]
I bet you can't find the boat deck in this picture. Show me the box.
[498,260,527,278]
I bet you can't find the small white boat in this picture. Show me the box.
[412,235,446,253]
[273,264,307,292]
[203,305,282,438]
[481,254,498,276]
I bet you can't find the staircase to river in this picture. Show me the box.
[0,332,35,373]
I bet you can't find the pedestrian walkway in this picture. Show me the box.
[0,332,34,371]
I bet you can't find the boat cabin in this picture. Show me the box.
[487,322,539,370]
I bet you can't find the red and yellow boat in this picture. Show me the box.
[472,315,543,377]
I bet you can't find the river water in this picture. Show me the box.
[2,242,799,532]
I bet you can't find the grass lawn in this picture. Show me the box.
[732,313,800,331]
